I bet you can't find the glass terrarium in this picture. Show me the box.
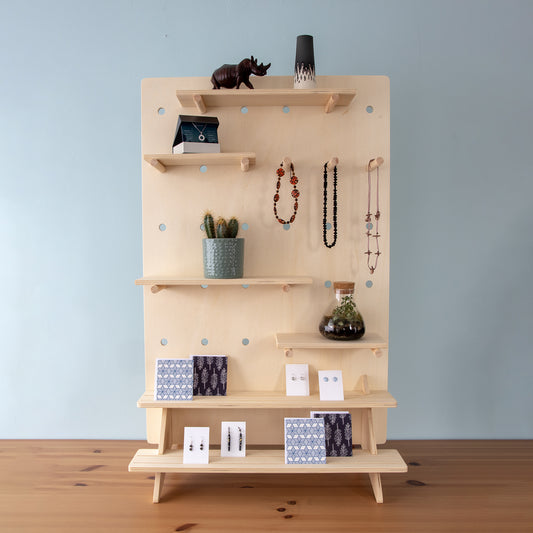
[319,281,365,341]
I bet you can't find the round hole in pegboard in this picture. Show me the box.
[160,338,168,346]
[201,284,208,289]
[282,106,290,114]
[157,107,165,115]
[200,165,207,173]
[325,222,332,230]
[242,223,249,231]
[159,223,166,231]
[242,284,249,289]
[241,106,248,114]
[324,280,332,288]
[366,105,374,114]
[283,223,291,231]
[201,338,209,345]
[200,223,205,231]
[366,280,373,288]
[242,338,250,346]
[366,222,373,230]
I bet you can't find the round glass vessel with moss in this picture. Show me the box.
[319,281,365,340]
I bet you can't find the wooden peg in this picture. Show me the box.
[151,285,167,294]
[371,348,383,358]
[361,374,370,395]
[240,157,250,172]
[282,156,292,169]
[282,284,290,293]
[327,157,339,170]
[149,158,167,173]
[367,157,384,172]
[325,93,339,113]
[192,94,207,114]
[284,348,293,358]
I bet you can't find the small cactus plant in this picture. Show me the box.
[203,212,239,238]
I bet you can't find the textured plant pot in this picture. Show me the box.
[203,238,244,279]
[294,34,316,89]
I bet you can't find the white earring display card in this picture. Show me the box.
[183,427,210,464]
[318,370,344,401]
[220,422,246,457]
[285,363,310,396]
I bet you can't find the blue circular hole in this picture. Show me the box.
[160,338,168,346]
[201,338,209,345]
[242,284,249,289]
[366,280,373,288]
[200,223,205,231]
[241,106,248,114]
[242,223,249,231]
[242,338,250,346]
[282,106,290,114]
[324,280,332,288]
[366,105,374,114]
[325,222,332,230]
[366,222,373,230]
[283,224,290,231]
[158,107,165,115]
[159,223,166,231]
[200,165,207,173]
[200,284,208,289]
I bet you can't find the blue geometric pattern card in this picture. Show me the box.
[311,411,353,457]
[154,359,194,401]
[284,417,326,465]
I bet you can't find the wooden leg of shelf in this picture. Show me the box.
[368,473,383,503]
[152,473,166,503]
[361,408,377,455]
[158,408,171,455]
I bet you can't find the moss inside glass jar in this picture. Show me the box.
[319,281,365,340]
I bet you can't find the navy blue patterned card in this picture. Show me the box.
[311,411,353,457]
[192,355,227,396]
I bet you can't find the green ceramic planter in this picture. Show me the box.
[202,238,244,279]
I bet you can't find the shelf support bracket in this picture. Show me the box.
[153,473,166,503]
[284,348,293,358]
[149,158,167,173]
[368,473,383,503]
[371,348,383,358]
[240,157,250,172]
[360,374,370,395]
[193,94,207,114]
[325,93,340,113]
[151,285,167,294]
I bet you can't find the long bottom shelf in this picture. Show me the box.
[129,447,406,474]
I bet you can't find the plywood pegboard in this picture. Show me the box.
[139,75,390,445]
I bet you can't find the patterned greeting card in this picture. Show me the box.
[311,411,353,457]
[154,359,194,401]
[192,355,227,396]
[284,417,326,465]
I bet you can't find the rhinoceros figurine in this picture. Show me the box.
[211,56,271,89]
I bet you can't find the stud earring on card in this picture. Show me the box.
[200,439,204,451]
[291,374,297,381]
[189,440,193,451]
[323,377,329,382]
[300,374,306,381]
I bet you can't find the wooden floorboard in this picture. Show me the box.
[0,440,532,532]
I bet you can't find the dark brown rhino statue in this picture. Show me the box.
[211,56,271,89]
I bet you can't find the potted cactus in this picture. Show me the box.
[202,212,244,278]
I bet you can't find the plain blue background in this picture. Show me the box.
[1,0,531,439]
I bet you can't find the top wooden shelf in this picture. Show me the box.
[176,88,356,114]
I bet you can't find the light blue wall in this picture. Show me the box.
[1,0,531,439]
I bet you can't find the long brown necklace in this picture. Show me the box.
[364,158,383,274]
[273,160,299,225]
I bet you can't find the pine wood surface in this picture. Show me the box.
[1,440,532,532]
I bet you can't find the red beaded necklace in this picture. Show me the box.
[273,160,299,225]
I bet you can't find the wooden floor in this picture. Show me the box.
[1,440,532,532]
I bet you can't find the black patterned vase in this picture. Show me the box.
[294,35,316,89]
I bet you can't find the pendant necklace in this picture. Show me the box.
[365,159,382,274]
[192,122,207,141]
[322,161,338,248]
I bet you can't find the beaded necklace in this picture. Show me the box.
[273,161,299,225]
[322,162,338,248]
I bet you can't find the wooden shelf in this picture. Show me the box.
[129,448,407,474]
[275,332,388,352]
[136,276,313,293]
[176,88,356,114]
[137,390,397,409]
[144,152,256,173]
